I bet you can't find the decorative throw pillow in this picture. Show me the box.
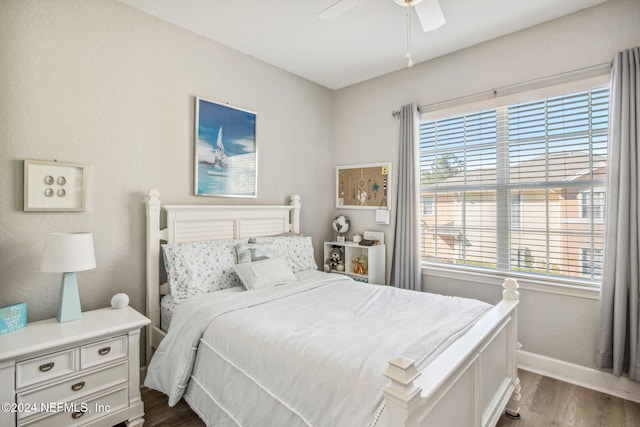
[252,236,317,273]
[233,258,297,290]
[235,241,279,264]
[162,239,244,302]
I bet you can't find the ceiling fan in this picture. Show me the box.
[319,0,446,32]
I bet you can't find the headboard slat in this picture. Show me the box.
[173,219,236,243]
[238,218,289,238]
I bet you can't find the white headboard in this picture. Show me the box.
[145,189,301,364]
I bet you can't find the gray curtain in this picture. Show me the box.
[595,46,640,380]
[390,103,421,291]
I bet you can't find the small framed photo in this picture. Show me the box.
[195,97,257,198]
[24,160,86,211]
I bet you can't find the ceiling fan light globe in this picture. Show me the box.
[414,0,446,31]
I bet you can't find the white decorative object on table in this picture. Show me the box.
[332,214,350,242]
[332,215,350,233]
[111,293,129,309]
[364,230,385,245]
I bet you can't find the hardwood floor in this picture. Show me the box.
[138,387,205,426]
[136,370,640,426]
[495,370,640,427]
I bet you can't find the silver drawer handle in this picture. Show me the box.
[98,346,111,356]
[71,381,85,391]
[38,362,54,372]
[71,411,85,419]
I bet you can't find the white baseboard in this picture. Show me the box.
[518,350,640,403]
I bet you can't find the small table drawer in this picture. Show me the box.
[16,349,76,389]
[80,335,127,369]
[17,361,128,419]
[18,385,129,427]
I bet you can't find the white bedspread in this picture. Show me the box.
[145,270,491,426]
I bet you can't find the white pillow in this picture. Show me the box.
[233,258,297,290]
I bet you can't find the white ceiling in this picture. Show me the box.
[117,0,607,90]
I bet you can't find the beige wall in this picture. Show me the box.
[0,0,334,321]
[332,0,640,369]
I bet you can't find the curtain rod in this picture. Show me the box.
[391,61,611,118]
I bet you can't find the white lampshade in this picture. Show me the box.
[41,232,96,273]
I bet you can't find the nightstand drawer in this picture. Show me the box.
[18,385,129,427]
[16,349,76,389]
[17,361,128,419]
[80,335,127,369]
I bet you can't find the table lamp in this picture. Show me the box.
[41,232,96,322]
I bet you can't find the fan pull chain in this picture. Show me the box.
[406,5,414,67]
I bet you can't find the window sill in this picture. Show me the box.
[421,263,600,300]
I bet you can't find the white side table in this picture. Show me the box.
[0,306,150,427]
[324,241,386,284]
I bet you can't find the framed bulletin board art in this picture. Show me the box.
[336,162,391,210]
[24,160,86,212]
[195,97,257,198]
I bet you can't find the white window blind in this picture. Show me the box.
[419,86,609,283]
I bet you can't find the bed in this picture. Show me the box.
[144,189,521,427]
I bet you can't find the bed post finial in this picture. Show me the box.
[148,189,161,205]
[290,194,301,234]
[503,278,519,300]
[383,356,422,424]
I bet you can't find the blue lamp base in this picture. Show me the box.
[57,272,82,323]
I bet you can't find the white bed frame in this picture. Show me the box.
[145,189,521,427]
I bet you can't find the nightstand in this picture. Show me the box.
[0,306,150,427]
[324,241,386,284]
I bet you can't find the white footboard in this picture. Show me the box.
[384,278,520,427]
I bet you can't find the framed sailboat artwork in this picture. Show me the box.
[195,97,257,197]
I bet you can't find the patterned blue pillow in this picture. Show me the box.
[162,239,245,302]
[251,236,317,273]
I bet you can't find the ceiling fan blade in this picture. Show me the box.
[414,0,446,32]
[318,0,368,20]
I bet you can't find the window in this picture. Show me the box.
[581,248,603,280]
[579,188,605,219]
[422,196,434,215]
[420,85,609,283]
[510,194,523,229]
